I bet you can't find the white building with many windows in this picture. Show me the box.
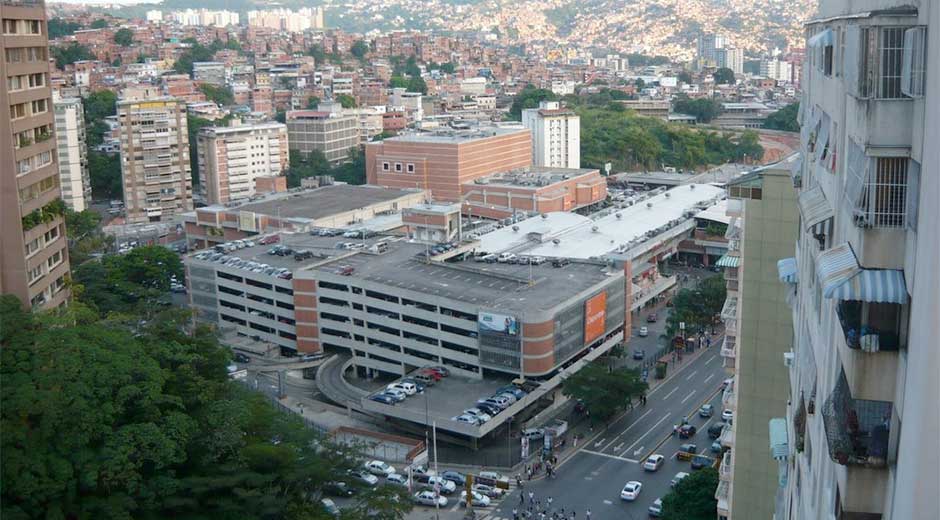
[197,121,289,205]
[521,101,580,170]
[53,97,90,211]
[770,1,938,519]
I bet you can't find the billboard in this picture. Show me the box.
[478,312,519,336]
[584,291,607,343]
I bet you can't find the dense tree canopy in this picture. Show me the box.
[306,96,321,109]
[672,95,723,123]
[113,27,134,46]
[336,94,357,109]
[661,467,720,520]
[87,151,122,201]
[89,18,109,29]
[71,245,183,316]
[65,209,113,265]
[664,275,727,339]
[53,43,95,69]
[286,148,365,188]
[509,85,557,120]
[763,102,800,132]
[713,67,736,85]
[350,40,369,59]
[198,84,234,106]
[562,361,648,423]
[47,18,83,39]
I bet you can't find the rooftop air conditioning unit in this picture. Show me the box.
[647,202,653,209]
[690,185,696,190]
[616,213,622,219]
[592,225,599,232]
[552,239,560,245]
[665,192,671,198]
[512,225,520,232]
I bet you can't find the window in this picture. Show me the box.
[851,156,909,228]
[31,99,47,115]
[3,19,18,34]
[16,159,31,175]
[10,103,27,120]
[7,75,24,91]
[901,27,927,97]
[394,162,402,172]
[406,163,415,173]
[28,73,44,88]
[28,265,43,284]
[25,237,41,257]
[382,161,390,171]
[849,26,908,99]
[44,226,59,242]
[823,44,834,75]
[47,249,63,269]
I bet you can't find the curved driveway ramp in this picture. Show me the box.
[316,354,369,408]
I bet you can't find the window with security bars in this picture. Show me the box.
[856,157,909,228]
[848,26,909,99]
[901,27,927,97]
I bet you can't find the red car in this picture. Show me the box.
[419,368,443,380]
[258,235,280,245]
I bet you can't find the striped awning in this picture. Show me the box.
[798,186,834,233]
[815,243,908,304]
[777,257,798,283]
[769,418,789,460]
[716,255,741,268]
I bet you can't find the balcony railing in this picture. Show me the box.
[726,279,739,292]
[822,371,892,468]
[721,296,738,321]
[720,451,733,479]
[715,480,730,515]
[722,386,736,410]
[720,336,736,359]
[836,300,904,352]
[720,424,735,448]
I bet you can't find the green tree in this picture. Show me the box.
[286,149,332,187]
[509,85,557,120]
[306,95,321,109]
[275,110,287,124]
[440,62,456,74]
[198,84,234,106]
[388,76,409,89]
[713,67,735,85]
[763,102,800,132]
[72,245,183,315]
[661,467,719,520]
[173,42,214,76]
[673,95,723,123]
[307,44,326,63]
[733,130,765,162]
[47,18,83,39]
[84,89,118,121]
[403,55,420,77]
[562,361,648,424]
[90,18,108,29]
[336,94,358,109]
[52,43,94,69]
[65,209,102,241]
[635,78,646,89]
[65,209,113,265]
[350,40,369,59]
[113,27,134,46]
[406,75,428,95]
[87,151,122,201]
[678,71,693,84]
[664,275,726,339]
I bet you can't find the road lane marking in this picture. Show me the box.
[622,413,671,457]
[594,438,607,448]
[681,390,697,404]
[662,387,679,400]
[581,449,639,463]
[686,370,699,381]
[603,500,613,505]
[704,355,718,366]
[600,409,653,451]
[704,373,716,384]
[613,442,624,452]
[633,447,644,456]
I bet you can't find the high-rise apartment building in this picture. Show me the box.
[697,32,727,67]
[197,121,289,205]
[521,101,580,169]
[53,97,90,211]
[761,58,794,83]
[286,102,359,164]
[1,0,71,310]
[714,157,800,519]
[772,1,938,519]
[720,47,745,75]
[246,8,324,32]
[117,95,193,223]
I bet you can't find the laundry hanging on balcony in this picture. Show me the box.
[815,243,908,304]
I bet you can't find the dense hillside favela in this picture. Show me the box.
[2,0,937,519]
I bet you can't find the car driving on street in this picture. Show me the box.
[620,481,642,501]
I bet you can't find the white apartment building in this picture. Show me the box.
[170,9,239,27]
[197,121,289,205]
[521,101,580,169]
[774,1,938,519]
[246,8,324,32]
[761,59,794,83]
[720,47,745,75]
[53,97,90,211]
[117,96,193,223]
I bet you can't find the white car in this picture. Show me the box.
[459,490,491,507]
[670,472,689,487]
[462,408,492,423]
[722,409,734,422]
[477,471,509,484]
[364,460,397,476]
[387,382,417,395]
[384,388,408,401]
[413,490,447,507]
[472,483,504,498]
[638,326,649,337]
[386,473,408,486]
[356,471,379,486]
[426,476,457,494]
[643,454,665,472]
[453,414,482,425]
[621,481,642,501]
[497,253,516,263]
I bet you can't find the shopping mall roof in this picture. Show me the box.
[477,183,725,260]
[695,200,732,225]
[384,125,527,144]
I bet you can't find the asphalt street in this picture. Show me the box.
[485,347,728,520]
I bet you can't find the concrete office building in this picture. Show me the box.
[697,32,727,68]
[774,2,938,519]
[364,126,531,201]
[286,103,359,164]
[197,121,288,205]
[713,157,800,519]
[53,97,91,211]
[521,101,580,169]
[1,0,71,310]
[117,96,193,223]
[719,47,745,75]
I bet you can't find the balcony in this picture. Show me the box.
[720,424,735,448]
[722,386,736,411]
[721,296,738,321]
[715,481,730,516]
[725,279,739,292]
[720,336,736,359]
[822,371,892,469]
[836,300,905,352]
[720,451,733,480]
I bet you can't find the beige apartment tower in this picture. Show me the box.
[197,121,288,205]
[715,157,800,519]
[117,96,193,223]
[1,0,71,310]
[53,96,91,211]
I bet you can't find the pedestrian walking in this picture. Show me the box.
[586,510,591,520]
[547,497,553,508]
[520,492,525,504]
[513,509,519,520]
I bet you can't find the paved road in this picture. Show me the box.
[485,347,728,520]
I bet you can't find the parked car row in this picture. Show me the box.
[192,250,293,279]
[472,252,546,265]
[369,367,448,406]
[452,385,527,426]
